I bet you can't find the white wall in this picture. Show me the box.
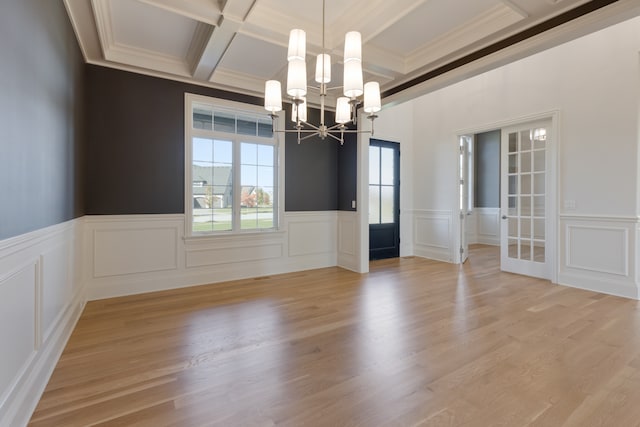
[386,16,640,298]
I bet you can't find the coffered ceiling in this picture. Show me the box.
[64,0,637,105]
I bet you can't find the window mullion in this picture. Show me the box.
[233,137,241,232]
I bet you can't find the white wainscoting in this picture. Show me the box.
[337,211,359,272]
[412,210,454,262]
[467,208,500,246]
[558,215,639,299]
[84,212,339,300]
[0,218,85,427]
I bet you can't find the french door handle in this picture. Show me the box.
[501,215,508,220]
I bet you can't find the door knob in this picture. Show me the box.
[502,215,507,220]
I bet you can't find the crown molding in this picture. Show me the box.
[406,3,525,73]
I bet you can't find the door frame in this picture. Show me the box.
[454,110,559,283]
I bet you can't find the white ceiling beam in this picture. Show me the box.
[190,0,258,81]
[137,0,223,26]
[192,15,241,81]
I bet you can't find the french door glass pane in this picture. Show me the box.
[369,185,380,224]
[521,174,531,195]
[508,239,518,258]
[381,186,394,224]
[534,242,545,262]
[369,147,380,185]
[381,148,394,185]
[521,240,532,260]
[508,133,517,153]
[534,150,545,172]
[521,152,531,173]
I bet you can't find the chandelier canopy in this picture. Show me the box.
[263,0,381,144]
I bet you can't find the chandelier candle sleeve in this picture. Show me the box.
[364,82,381,113]
[344,31,362,62]
[287,59,307,98]
[315,54,331,83]
[343,60,364,98]
[264,80,282,112]
[335,97,351,124]
[287,29,306,61]
[292,97,307,122]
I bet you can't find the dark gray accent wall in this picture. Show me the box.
[85,66,353,214]
[284,104,338,211]
[0,0,85,240]
[284,103,358,212]
[85,65,262,215]
[474,130,501,208]
[337,133,357,211]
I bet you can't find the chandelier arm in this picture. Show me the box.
[325,132,343,142]
[300,120,321,131]
[275,129,323,134]
[299,132,322,142]
[338,131,371,135]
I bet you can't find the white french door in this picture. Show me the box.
[500,120,551,279]
[459,136,472,263]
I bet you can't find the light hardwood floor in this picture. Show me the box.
[30,245,640,426]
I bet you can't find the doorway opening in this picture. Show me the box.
[458,130,501,264]
[369,139,400,260]
[457,114,557,281]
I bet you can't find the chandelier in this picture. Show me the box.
[263,0,381,144]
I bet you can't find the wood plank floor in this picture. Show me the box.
[30,245,640,426]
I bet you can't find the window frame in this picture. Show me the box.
[184,93,284,238]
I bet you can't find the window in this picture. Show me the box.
[185,94,280,235]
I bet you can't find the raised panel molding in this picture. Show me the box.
[338,215,357,256]
[86,213,339,300]
[0,262,38,413]
[559,216,638,300]
[337,211,359,272]
[565,225,628,276]
[0,218,86,427]
[286,212,337,257]
[186,243,283,268]
[413,210,453,262]
[93,227,179,278]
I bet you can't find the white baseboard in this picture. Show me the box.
[558,272,638,300]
